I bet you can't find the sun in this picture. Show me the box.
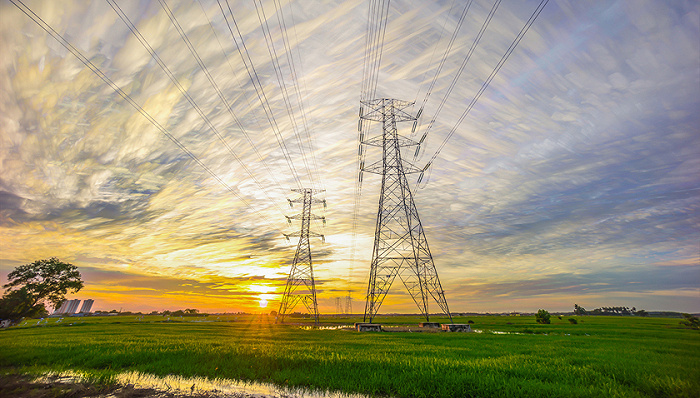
[257,293,274,308]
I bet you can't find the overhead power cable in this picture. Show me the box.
[413,0,458,106]
[281,0,327,234]
[253,0,316,190]
[8,0,274,225]
[218,0,303,189]
[272,0,325,193]
[420,0,550,181]
[107,0,287,220]
[412,0,474,138]
[415,0,501,153]
[157,0,287,212]
[352,0,390,291]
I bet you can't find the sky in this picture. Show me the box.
[0,0,698,314]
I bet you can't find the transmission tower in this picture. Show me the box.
[345,292,353,315]
[359,98,452,324]
[278,189,326,326]
[335,297,343,316]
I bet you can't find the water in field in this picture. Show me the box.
[39,370,371,398]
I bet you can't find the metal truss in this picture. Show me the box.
[278,189,325,325]
[360,98,452,323]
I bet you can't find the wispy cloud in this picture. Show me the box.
[1,0,698,313]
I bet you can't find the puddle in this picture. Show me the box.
[35,370,371,398]
[299,325,353,330]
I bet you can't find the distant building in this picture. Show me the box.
[65,299,81,314]
[79,299,94,313]
[53,301,69,315]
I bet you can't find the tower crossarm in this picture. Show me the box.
[286,213,325,221]
[283,231,324,239]
[362,134,418,147]
[360,99,415,122]
[362,159,422,175]
[288,197,326,207]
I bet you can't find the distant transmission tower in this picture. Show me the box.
[278,189,326,326]
[335,297,343,316]
[359,98,452,324]
[345,292,353,315]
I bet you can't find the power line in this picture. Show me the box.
[270,0,324,192]
[415,0,501,155]
[8,0,272,225]
[361,0,390,102]
[352,0,391,294]
[420,0,550,181]
[283,0,327,234]
[217,0,303,189]
[413,0,458,105]
[253,0,316,190]
[107,0,286,223]
[412,0,474,138]
[195,0,270,142]
[157,0,287,214]
[366,0,391,101]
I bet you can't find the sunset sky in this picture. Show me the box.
[1,0,698,314]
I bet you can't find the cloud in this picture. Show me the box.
[0,0,698,313]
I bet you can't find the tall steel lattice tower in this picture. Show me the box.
[278,189,325,325]
[359,98,452,323]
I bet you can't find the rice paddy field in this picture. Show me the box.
[1,314,698,397]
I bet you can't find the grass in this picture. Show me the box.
[1,314,698,397]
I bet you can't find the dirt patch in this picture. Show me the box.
[0,373,112,398]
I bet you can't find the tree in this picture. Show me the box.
[574,304,587,315]
[0,289,49,320]
[0,258,83,322]
[535,309,551,324]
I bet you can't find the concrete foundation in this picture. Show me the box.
[441,323,472,332]
[419,322,441,328]
[354,322,382,332]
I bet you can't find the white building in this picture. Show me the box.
[79,299,94,313]
[52,301,70,315]
[55,299,81,315]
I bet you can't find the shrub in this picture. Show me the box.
[680,313,699,329]
[568,318,578,324]
[536,309,551,324]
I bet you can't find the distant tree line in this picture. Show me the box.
[574,304,648,316]
[92,309,206,316]
[162,309,203,317]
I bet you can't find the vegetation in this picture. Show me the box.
[0,258,83,323]
[680,313,700,330]
[1,314,698,397]
[535,309,551,324]
[574,304,649,317]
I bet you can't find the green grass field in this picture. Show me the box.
[1,314,698,397]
